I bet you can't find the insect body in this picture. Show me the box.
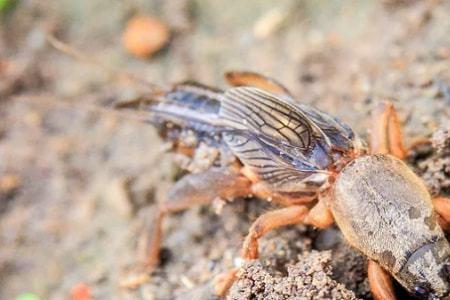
[138,72,450,299]
[334,155,450,299]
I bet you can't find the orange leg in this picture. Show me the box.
[241,205,309,260]
[433,197,450,231]
[371,104,450,230]
[368,260,396,300]
[370,101,406,159]
[140,168,251,270]
[214,268,239,297]
[214,202,334,296]
[242,203,334,260]
[304,198,335,229]
[224,71,293,97]
[372,105,450,231]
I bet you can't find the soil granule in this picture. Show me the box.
[229,251,358,300]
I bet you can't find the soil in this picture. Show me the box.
[410,126,450,196]
[229,251,358,300]
[0,1,449,300]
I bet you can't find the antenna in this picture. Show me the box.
[45,33,168,96]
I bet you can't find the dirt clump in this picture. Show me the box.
[228,251,358,300]
[409,124,450,196]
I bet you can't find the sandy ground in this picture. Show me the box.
[0,1,449,299]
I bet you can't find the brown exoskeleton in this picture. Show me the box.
[133,71,450,300]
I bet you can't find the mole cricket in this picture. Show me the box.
[121,71,450,300]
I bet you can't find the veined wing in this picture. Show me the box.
[219,87,336,193]
[221,87,322,151]
[223,131,328,193]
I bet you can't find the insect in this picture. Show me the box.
[123,70,450,300]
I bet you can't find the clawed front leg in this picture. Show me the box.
[371,103,450,230]
[140,168,251,270]
[370,101,406,159]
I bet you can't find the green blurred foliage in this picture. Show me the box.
[0,0,18,14]
[15,293,41,300]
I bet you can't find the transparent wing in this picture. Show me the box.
[220,87,334,193]
[223,131,328,194]
[221,87,319,150]
[298,104,355,151]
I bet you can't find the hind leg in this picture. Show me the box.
[140,168,251,270]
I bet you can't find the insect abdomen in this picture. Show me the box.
[148,83,226,144]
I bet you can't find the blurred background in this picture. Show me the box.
[0,0,449,299]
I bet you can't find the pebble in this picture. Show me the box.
[70,282,92,300]
[122,15,170,58]
[0,174,21,194]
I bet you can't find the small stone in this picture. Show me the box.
[0,174,21,194]
[212,197,226,215]
[180,275,195,289]
[119,272,150,289]
[253,8,288,39]
[106,178,133,218]
[122,15,170,58]
[70,282,92,300]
